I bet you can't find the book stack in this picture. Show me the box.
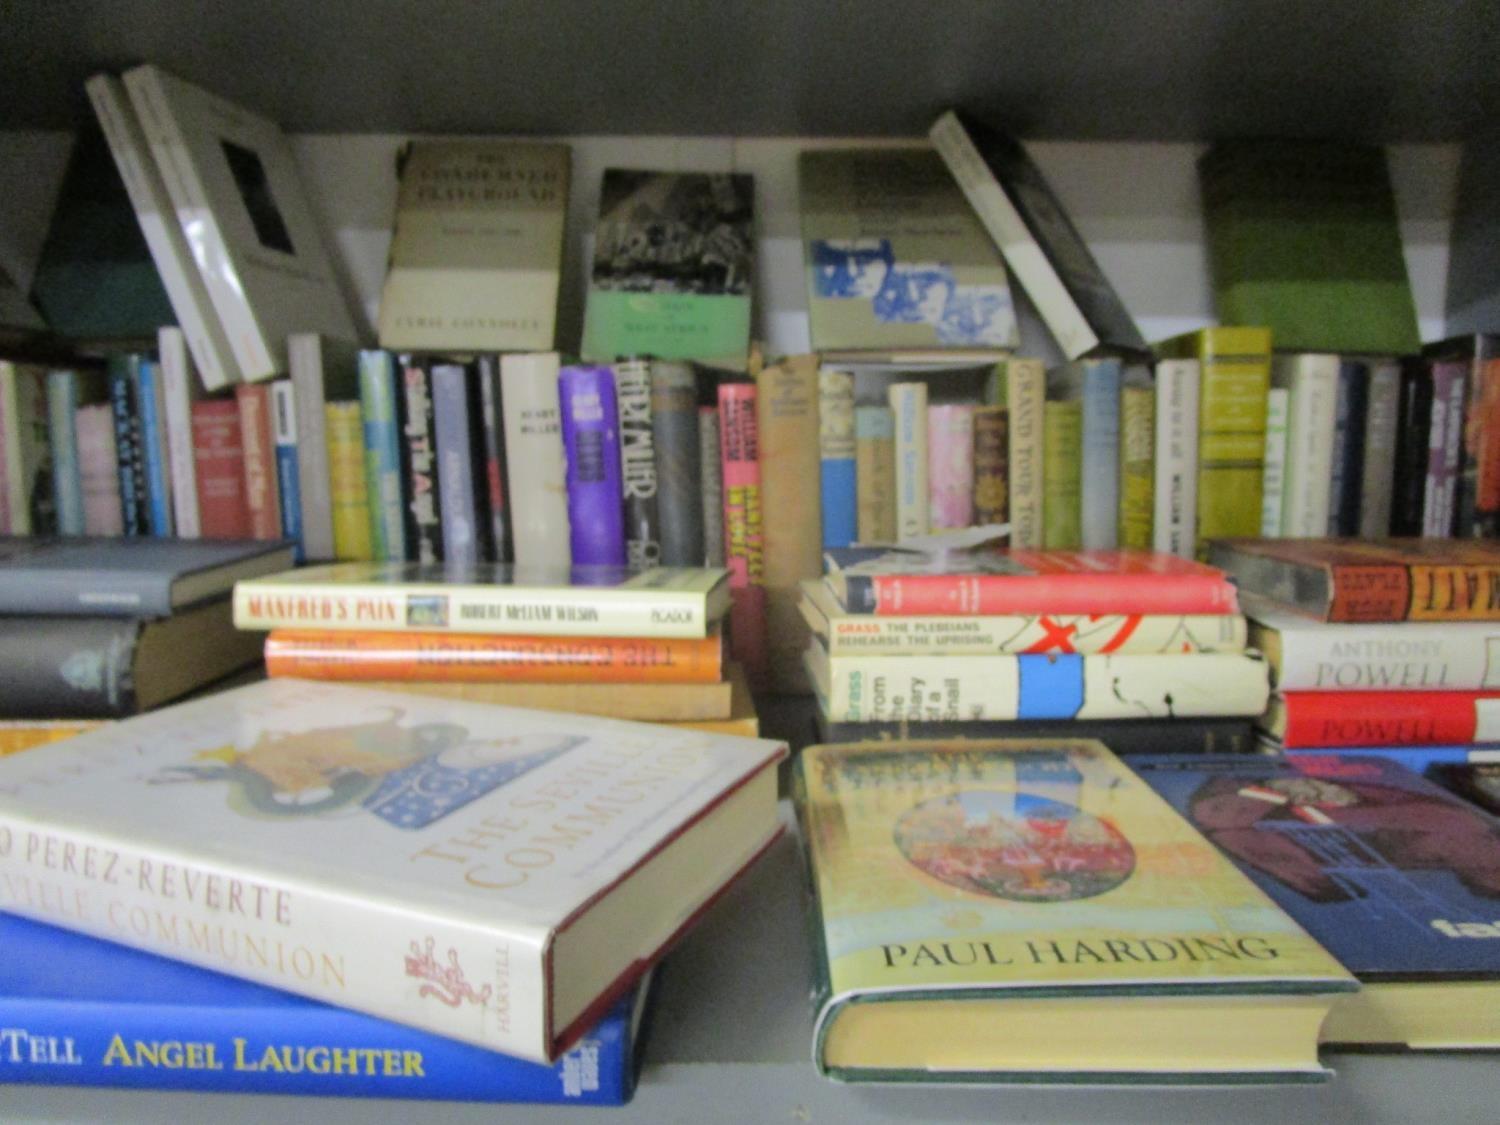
[0,537,290,750]
[232,561,757,737]
[0,678,786,1103]
[1208,538,1500,777]
[801,545,1270,754]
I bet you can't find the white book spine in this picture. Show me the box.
[1358,358,1401,539]
[123,67,278,379]
[86,75,239,391]
[1276,354,1339,537]
[888,382,929,540]
[157,328,202,537]
[1266,618,1500,691]
[1260,386,1290,537]
[500,352,571,569]
[0,807,551,1061]
[1005,359,1046,548]
[929,112,1099,360]
[1152,358,1199,557]
[288,334,336,561]
[814,650,1270,723]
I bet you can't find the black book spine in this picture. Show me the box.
[1390,357,1434,536]
[397,357,443,564]
[813,712,1258,756]
[1330,360,1369,536]
[108,364,146,536]
[463,362,498,563]
[0,617,141,718]
[476,355,510,562]
[650,360,703,566]
[615,359,660,571]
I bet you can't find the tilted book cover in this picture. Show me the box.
[582,170,754,368]
[928,111,1147,360]
[795,740,1353,1082]
[233,562,730,638]
[0,911,653,1103]
[1137,753,1500,1047]
[122,65,358,380]
[0,679,785,1064]
[799,148,1016,352]
[378,141,569,353]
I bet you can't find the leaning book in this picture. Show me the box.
[0,679,785,1064]
[794,739,1354,1083]
[233,562,730,638]
[0,910,652,1102]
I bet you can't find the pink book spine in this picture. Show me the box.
[717,382,767,682]
[927,403,975,530]
[77,403,125,536]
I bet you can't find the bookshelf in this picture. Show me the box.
[2,3,1500,1116]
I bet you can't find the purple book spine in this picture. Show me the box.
[1424,360,1467,537]
[559,365,627,565]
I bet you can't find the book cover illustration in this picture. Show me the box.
[800,149,1016,351]
[582,171,754,365]
[1138,754,1500,979]
[797,741,1351,1070]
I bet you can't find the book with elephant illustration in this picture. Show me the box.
[0,678,784,1065]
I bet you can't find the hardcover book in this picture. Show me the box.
[233,562,730,638]
[270,380,301,557]
[1000,357,1046,547]
[1155,328,1272,554]
[614,358,661,571]
[77,403,124,537]
[235,381,281,540]
[855,406,897,544]
[134,358,175,537]
[190,398,252,540]
[1357,357,1401,539]
[157,327,202,538]
[45,368,92,536]
[475,355,511,563]
[718,382,768,679]
[87,74,239,389]
[799,578,1247,658]
[1207,538,1500,623]
[288,333,360,562]
[395,358,442,564]
[888,381,928,540]
[432,362,496,567]
[823,546,1239,616]
[107,354,147,537]
[364,671,737,724]
[1,360,54,535]
[1138,754,1500,1047]
[928,111,1147,360]
[0,536,293,617]
[1118,379,1154,549]
[0,600,262,719]
[1152,357,1200,561]
[0,911,652,1103]
[1261,386,1288,536]
[1262,691,1500,749]
[795,740,1353,1082]
[1049,357,1120,549]
[650,360,703,566]
[699,405,724,567]
[325,400,374,561]
[264,629,724,685]
[0,679,785,1064]
[1390,356,1434,536]
[804,644,1269,724]
[358,349,407,562]
[121,65,358,380]
[818,367,856,547]
[501,352,571,569]
[582,170,754,368]
[1042,398,1081,549]
[1245,592,1500,693]
[1271,352,1339,539]
[971,405,1007,527]
[1199,139,1420,355]
[926,404,974,531]
[1326,359,1368,537]
[560,365,626,567]
[1424,334,1500,537]
[1424,358,1467,537]
[812,712,1256,757]
[377,141,570,352]
[798,148,1017,352]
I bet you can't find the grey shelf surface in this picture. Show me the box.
[6,0,1499,141]
[5,807,1500,1123]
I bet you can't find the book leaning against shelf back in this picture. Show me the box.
[794,738,1355,1083]
[0,679,785,1064]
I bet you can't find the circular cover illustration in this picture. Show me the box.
[895,790,1135,902]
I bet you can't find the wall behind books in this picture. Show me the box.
[0,130,1459,357]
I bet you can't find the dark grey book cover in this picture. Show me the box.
[0,616,145,717]
[650,361,703,566]
[615,358,660,571]
[396,357,444,564]
[0,536,293,616]
[475,355,511,563]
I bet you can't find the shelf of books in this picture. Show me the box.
[1,50,1500,1120]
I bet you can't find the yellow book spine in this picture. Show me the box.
[325,401,373,561]
[1119,384,1155,549]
